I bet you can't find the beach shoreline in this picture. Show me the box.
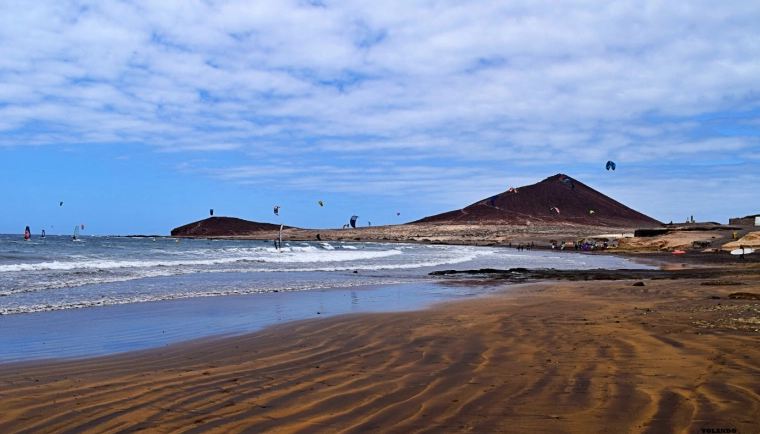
[1,253,758,432]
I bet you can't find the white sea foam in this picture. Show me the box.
[0,248,404,272]
[0,277,413,315]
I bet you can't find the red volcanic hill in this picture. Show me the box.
[171,217,287,237]
[415,174,662,228]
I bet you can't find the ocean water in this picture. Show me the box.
[0,235,648,316]
[0,235,652,361]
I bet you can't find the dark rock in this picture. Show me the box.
[728,292,760,300]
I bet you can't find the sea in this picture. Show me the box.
[0,235,651,361]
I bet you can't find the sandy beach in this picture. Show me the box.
[4,1,759,432]
[1,258,758,433]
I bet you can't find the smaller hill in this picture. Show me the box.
[171,217,287,237]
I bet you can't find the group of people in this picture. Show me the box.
[506,240,618,251]
[509,242,534,251]
[550,240,612,251]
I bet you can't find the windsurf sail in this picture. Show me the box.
[24,226,31,240]
[73,225,80,240]
[278,224,283,251]
[350,215,358,228]
[41,229,46,238]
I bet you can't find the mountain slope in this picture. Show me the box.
[415,174,661,228]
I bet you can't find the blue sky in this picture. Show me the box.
[1,1,759,235]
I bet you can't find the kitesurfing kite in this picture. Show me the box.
[550,207,560,214]
[350,215,358,228]
[396,212,401,216]
[59,201,64,207]
[606,160,616,171]
[273,205,280,216]
[318,200,324,207]
[209,208,214,216]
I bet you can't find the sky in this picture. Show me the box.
[1,0,759,235]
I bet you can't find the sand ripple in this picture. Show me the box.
[1,277,759,433]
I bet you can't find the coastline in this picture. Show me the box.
[1,255,758,432]
[0,280,502,363]
[171,222,640,247]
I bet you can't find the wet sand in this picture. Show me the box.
[1,263,759,432]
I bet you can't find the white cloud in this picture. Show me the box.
[0,0,759,219]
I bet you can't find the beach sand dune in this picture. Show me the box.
[1,274,759,433]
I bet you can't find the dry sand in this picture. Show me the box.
[216,222,639,246]
[1,263,759,433]
[724,231,760,251]
[184,222,751,255]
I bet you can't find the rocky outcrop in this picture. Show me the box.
[171,217,288,237]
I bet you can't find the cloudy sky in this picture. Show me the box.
[1,0,759,234]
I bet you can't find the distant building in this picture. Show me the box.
[729,214,760,226]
